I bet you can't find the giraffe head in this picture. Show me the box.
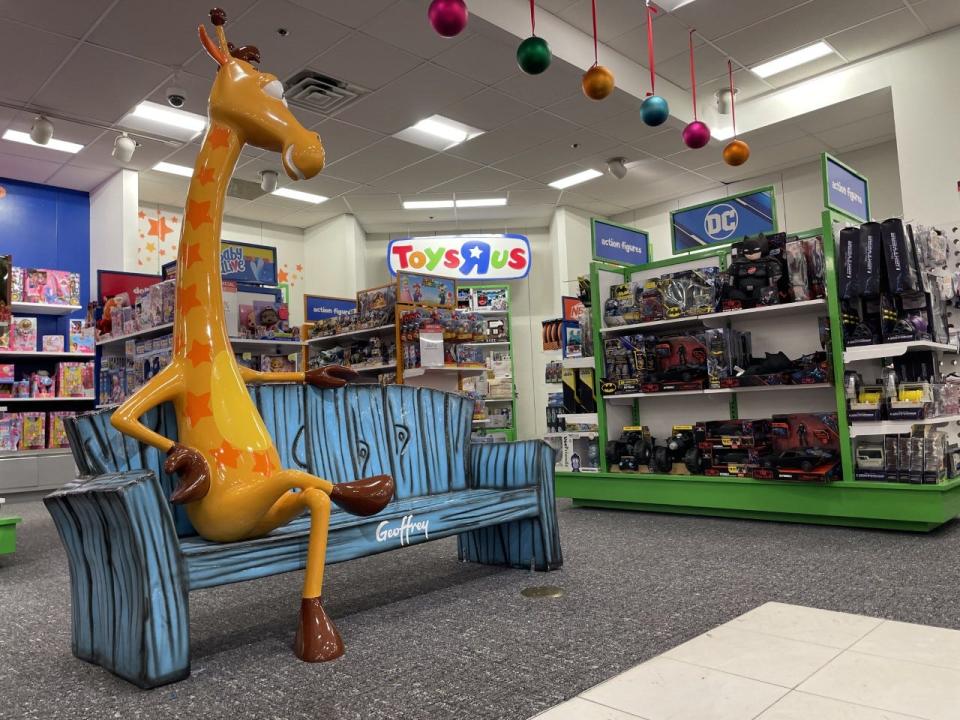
[199,8,324,180]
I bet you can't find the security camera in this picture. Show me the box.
[30,116,54,145]
[112,133,137,163]
[259,170,279,193]
[166,86,187,109]
[606,157,627,180]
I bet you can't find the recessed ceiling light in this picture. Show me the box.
[455,198,507,208]
[271,187,328,204]
[153,161,194,177]
[120,101,206,141]
[751,41,836,79]
[394,115,484,151]
[2,129,82,154]
[403,199,455,209]
[548,168,603,190]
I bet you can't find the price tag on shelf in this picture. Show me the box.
[419,331,444,368]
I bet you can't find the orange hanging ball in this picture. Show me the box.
[582,65,614,101]
[723,139,750,167]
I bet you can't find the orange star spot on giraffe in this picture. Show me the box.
[147,216,174,242]
[185,242,203,268]
[186,340,212,367]
[208,126,231,149]
[186,199,212,230]
[195,165,216,186]
[184,392,212,428]
[212,440,241,469]
[178,285,202,314]
[251,450,275,475]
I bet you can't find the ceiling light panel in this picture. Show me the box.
[120,101,206,141]
[393,115,484,152]
[153,161,194,177]
[455,198,507,207]
[2,129,83,154]
[548,169,603,190]
[271,187,328,204]
[403,199,455,209]
[751,41,836,79]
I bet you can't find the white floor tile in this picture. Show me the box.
[726,602,882,649]
[756,691,924,720]
[663,625,840,687]
[531,697,649,719]
[850,620,960,671]
[581,657,788,720]
[798,650,960,720]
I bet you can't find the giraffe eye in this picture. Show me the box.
[263,79,287,106]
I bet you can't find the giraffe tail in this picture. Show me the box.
[329,474,394,516]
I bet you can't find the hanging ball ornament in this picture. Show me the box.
[517,36,552,75]
[640,95,670,127]
[682,120,711,149]
[582,65,615,101]
[723,139,750,167]
[428,0,468,37]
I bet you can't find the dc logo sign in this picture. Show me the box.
[704,203,739,240]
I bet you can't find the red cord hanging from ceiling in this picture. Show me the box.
[689,28,697,119]
[529,0,536,34]
[591,0,598,66]
[728,59,736,137]
[646,2,658,96]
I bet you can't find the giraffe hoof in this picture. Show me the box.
[295,596,344,662]
[330,474,394,516]
[165,444,212,504]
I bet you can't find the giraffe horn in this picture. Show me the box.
[198,24,227,65]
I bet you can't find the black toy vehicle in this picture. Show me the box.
[649,426,703,474]
[607,427,654,471]
[764,448,837,472]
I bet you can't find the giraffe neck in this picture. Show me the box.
[173,124,243,359]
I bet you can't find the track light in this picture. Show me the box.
[259,169,279,193]
[112,133,136,163]
[606,157,627,180]
[30,116,54,145]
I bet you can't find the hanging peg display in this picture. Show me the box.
[517,0,552,75]
[681,29,711,149]
[428,0,468,37]
[722,60,750,166]
[582,0,615,100]
[640,2,669,126]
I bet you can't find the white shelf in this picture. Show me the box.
[544,431,598,439]
[849,414,960,438]
[600,299,827,335]
[350,363,396,373]
[306,324,395,344]
[469,309,508,316]
[483,397,515,403]
[11,302,83,316]
[460,341,511,348]
[0,447,72,459]
[403,365,487,378]
[0,350,94,359]
[472,419,491,424]
[562,356,596,369]
[558,412,598,423]
[605,383,833,404]
[97,322,174,347]
[0,396,94,403]
[231,338,303,352]
[843,340,959,363]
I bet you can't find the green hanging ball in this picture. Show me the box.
[517,35,552,75]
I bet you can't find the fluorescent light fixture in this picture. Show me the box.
[2,129,82,154]
[120,100,206,141]
[751,41,835,79]
[153,161,194,177]
[271,187,328,204]
[394,115,484,151]
[654,0,696,11]
[711,127,735,141]
[455,198,507,208]
[403,199,455,209]
[548,168,603,190]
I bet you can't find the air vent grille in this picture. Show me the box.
[227,177,268,201]
[283,70,368,115]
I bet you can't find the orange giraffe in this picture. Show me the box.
[111,8,394,662]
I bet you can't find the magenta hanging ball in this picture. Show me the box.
[682,120,711,149]
[517,35,552,75]
[640,95,669,126]
[428,0,468,37]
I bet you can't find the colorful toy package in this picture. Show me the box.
[0,364,12,384]
[0,413,22,451]
[47,411,75,449]
[42,335,65,352]
[58,361,95,398]
[69,320,95,354]
[9,266,23,303]
[10,317,37,351]
[19,412,46,450]
[397,274,454,308]
[22,268,80,306]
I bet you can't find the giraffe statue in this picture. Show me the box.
[110,7,395,663]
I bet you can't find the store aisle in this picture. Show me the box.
[532,602,960,719]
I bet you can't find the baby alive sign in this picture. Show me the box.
[387,234,531,281]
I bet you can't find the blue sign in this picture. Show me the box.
[824,154,869,222]
[671,187,777,253]
[592,220,649,266]
[219,241,278,285]
[305,295,356,321]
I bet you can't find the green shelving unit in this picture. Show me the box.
[0,514,21,555]
[557,162,960,532]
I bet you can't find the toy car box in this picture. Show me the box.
[755,413,841,482]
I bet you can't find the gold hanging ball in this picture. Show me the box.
[582,65,615,101]
[723,139,751,166]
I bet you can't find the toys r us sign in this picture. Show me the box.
[387,234,531,280]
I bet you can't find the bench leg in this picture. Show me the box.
[45,472,191,689]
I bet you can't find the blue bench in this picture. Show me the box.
[45,384,561,688]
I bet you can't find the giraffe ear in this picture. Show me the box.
[198,24,227,65]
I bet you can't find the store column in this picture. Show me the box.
[303,214,366,298]
[88,168,139,303]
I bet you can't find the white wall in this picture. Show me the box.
[610,140,903,260]
[303,214,367,301]
[89,169,138,302]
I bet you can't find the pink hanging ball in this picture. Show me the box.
[428,0,468,37]
[682,120,711,149]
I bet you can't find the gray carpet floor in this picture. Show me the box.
[3,496,960,720]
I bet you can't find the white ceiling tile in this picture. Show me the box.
[433,33,520,85]
[546,90,637,127]
[0,153,65,184]
[508,189,562,206]
[313,119,384,165]
[363,0,472,59]
[737,122,810,150]
[911,0,960,32]
[791,89,892,134]
[284,197,354,228]
[332,63,484,134]
[73,133,177,173]
[672,0,811,42]
[655,43,732,90]
[426,166,522,193]
[310,32,424,91]
[227,202,301,225]
[664,146,724,171]
[447,111,577,164]
[455,205,556,223]
[145,72,216,119]
[372,153,483,193]
[696,68,771,105]
[342,193,402,211]
[323,138,433,183]
[493,130,619,177]
[139,174,191,207]
[440,89,534,133]
[813,112,896,151]
[34,44,171,123]
[558,0,648,43]
[764,53,846,88]
[828,9,927,61]
[495,58,584,109]
[0,0,114,38]
[631,124,690,157]
[45,164,116,192]
[539,0,580,14]
[0,23,77,104]
[531,160,594,186]
[608,13,693,68]
[287,0,396,28]
[590,110,674,145]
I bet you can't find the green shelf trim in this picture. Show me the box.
[0,516,21,555]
